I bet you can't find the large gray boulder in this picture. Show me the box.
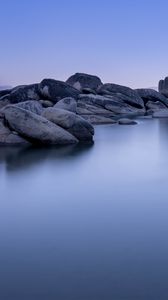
[135,89,168,106]
[78,94,142,114]
[9,84,40,103]
[0,118,29,145]
[3,106,78,145]
[0,95,10,109]
[77,102,114,116]
[15,100,44,115]
[66,73,102,92]
[54,97,77,113]
[98,83,144,108]
[42,108,94,142]
[39,79,80,102]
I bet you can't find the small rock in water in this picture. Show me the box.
[118,118,137,125]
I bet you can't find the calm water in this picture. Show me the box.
[1,118,168,300]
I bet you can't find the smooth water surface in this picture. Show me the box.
[1,118,168,300]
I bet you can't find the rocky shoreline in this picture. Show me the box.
[0,73,168,146]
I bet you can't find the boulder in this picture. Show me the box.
[14,100,44,115]
[3,106,78,145]
[66,73,102,92]
[0,89,12,98]
[9,84,40,103]
[118,118,137,125]
[39,79,80,102]
[0,95,10,109]
[98,83,144,108]
[81,115,116,124]
[81,88,97,95]
[158,77,168,97]
[135,89,168,106]
[77,102,114,116]
[54,97,77,113]
[42,108,94,142]
[78,94,142,114]
[0,118,29,145]
[146,100,166,111]
[152,109,168,118]
[39,100,54,108]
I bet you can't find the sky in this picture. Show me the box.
[1,0,168,88]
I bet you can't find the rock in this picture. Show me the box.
[0,95,10,109]
[39,100,54,108]
[118,118,137,125]
[9,84,40,103]
[39,79,80,102]
[81,88,97,95]
[14,100,44,115]
[0,118,29,145]
[66,73,102,92]
[54,97,77,113]
[42,108,94,142]
[0,118,11,143]
[78,94,142,114]
[0,89,12,98]
[5,133,30,145]
[81,115,116,124]
[146,100,166,111]
[77,102,114,116]
[98,83,144,108]
[3,106,78,145]
[135,89,168,106]
[158,77,168,92]
[152,109,168,118]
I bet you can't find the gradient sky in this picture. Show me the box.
[1,0,168,88]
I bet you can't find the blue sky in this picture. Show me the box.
[1,0,168,88]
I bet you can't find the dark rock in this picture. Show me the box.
[9,84,40,103]
[118,118,137,125]
[39,79,80,102]
[81,88,97,95]
[135,88,168,106]
[81,114,116,124]
[77,102,114,116]
[0,89,12,98]
[14,100,44,115]
[3,106,78,145]
[78,94,143,114]
[39,100,54,108]
[54,97,77,113]
[66,73,102,92]
[146,100,166,111]
[42,108,94,142]
[98,83,144,108]
[0,95,10,109]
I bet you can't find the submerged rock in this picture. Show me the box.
[118,118,137,125]
[3,106,78,145]
[66,73,102,92]
[42,108,94,142]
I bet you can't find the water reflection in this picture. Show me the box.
[0,143,94,172]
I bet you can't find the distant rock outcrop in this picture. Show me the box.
[0,73,168,146]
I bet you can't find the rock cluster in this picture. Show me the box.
[0,73,168,145]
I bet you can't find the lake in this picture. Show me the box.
[0,118,168,300]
